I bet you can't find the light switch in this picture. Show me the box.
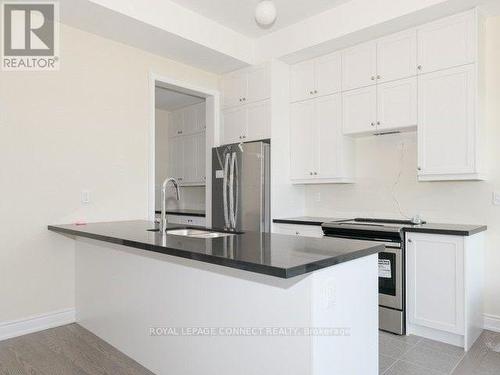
[81,190,91,204]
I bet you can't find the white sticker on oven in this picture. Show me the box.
[378,259,391,278]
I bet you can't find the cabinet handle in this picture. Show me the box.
[417,167,422,171]
[309,172,313,175]
[407,238,412,243]
[295,231,300,235]
[314,90,318,94]
[371,76,375,81]
[243,97,246,101]
[417,65,422,71]
[377,75,381,80]
[239,98,242,102]
[314,172,318,175]
[242,135,246,139]
[371,122,375,127]
[377,121,380,126]
[310,91,314,95]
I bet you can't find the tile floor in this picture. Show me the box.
[380,329,500,375]
[1,324,500,374]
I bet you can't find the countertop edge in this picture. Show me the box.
[154,210,206,217]
[48,224,382,279]
[273,218,487,237]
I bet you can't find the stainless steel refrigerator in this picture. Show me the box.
[212,141,270,232]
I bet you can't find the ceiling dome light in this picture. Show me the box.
[255,0,277,27]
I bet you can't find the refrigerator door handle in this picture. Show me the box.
[223,153,230,229]
[229,152,236,229]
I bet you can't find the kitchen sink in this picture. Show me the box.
[164,229,235,238]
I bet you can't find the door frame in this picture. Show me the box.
[148,72,220,227]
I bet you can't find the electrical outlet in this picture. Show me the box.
[81,190,91,204]
[493,192,500,206]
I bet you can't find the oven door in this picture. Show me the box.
[378,245,403,310]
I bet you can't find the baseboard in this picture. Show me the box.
[0,308,76,342]
[484,313,500,333]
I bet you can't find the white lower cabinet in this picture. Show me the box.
[406,232,484,350]
[274,224,323,238]
[290,94,354,184]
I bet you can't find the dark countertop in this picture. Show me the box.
[154,209,206,217]
[48,220,383,279]
[273,217,487,236]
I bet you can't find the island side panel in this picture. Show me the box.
[310,254,379,375]
[75,238,314,375]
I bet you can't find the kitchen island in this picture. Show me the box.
[49,220,383,375]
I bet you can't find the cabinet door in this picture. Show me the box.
[182,105,197,134]
[246,100,270,141]
[168,138,184,181]
[290,100,315,180]
[342,86,377,136]
[377,29,417,83]
[418,65,475,178]
[417,11,475,74]
[196,102,206,131]
[168,110,184,137]
[290,60,315,102]
[222,71,247,108]
[222,107,247,145]
[342,42,377,91]
[315,52,342,96]
[316,94,342,178]
[377,77,417,132]
[406,233,465,334]
[195,132,206,184]
[182,135,197,184]
[247,65,270,103]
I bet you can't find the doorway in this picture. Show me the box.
[149,73,220,227]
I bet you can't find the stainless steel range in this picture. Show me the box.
[322,218,423,335]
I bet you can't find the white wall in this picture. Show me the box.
[304,16,500,318]
[0,23,218,324]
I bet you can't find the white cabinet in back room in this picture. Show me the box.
[290,52,342,102]
[290,94,354,184]
[167,103,206,186]
[341,42,377,91]
[417,11,476,75]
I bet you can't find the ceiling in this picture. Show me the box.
[155,87,204,111]
[169,0,353,37]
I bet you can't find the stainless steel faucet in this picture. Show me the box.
[160,177,181,232]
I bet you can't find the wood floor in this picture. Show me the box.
[0,324,154,375]
[1,324,500,374]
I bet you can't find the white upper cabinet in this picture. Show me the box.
[290,100,315,180]
[377,77,417,132]
[168,110,184,137]
[222,64,270,108]
[417,11,476,74]
[221,73,247,108]
[342,86,377,136]
[418,64,477,180]
[377,29,417,83]
[196,102,206,131]
[222,100,271,145]
[290,60,315,102]
[247,65,271,104]
[290,94,354,183]
[290,52,342,103]
[342,42,377,91]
